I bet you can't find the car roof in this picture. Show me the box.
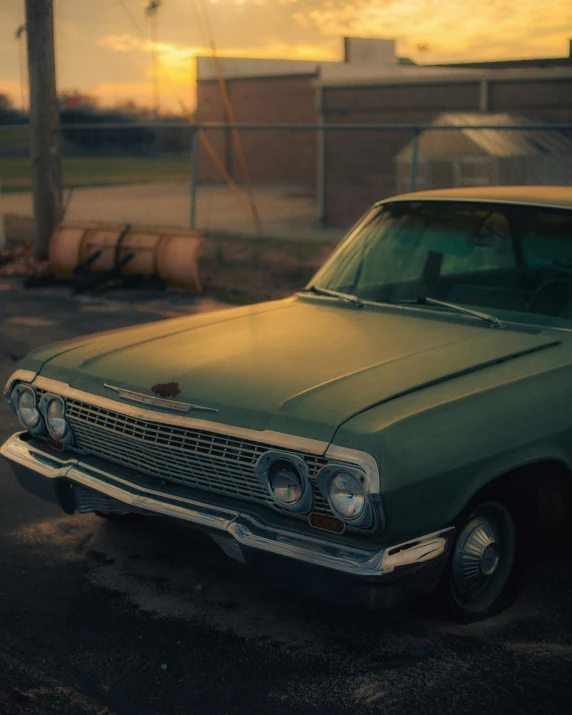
[380,185,572,210]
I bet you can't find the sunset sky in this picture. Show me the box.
[1,0,571,112]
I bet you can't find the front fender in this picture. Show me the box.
[332,353,572,543]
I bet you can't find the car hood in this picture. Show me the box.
[30,297,559,445]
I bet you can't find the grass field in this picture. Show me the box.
[0,126,28,154]
[0,156,191,193]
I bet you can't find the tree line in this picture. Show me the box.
[0,93,192,156]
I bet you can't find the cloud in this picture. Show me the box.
[97,34,146,53]
[97,32,335,62]
[228,39,335,60]
[4,0,571,110]
[274,0,572,60]
[93,33,336,109]
[0,80,24,101]
[90,81,154,106]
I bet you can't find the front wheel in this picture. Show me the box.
[440,501,520,622]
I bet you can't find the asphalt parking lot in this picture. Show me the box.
[1,279,572,715]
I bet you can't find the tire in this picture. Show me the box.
[438,500,522,622]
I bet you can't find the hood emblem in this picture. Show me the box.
[152,381,181,399]
[104,384,219,414]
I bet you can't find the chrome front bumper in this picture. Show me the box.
[1,432,453,582]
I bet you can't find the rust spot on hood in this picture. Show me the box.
[151,381,181,399]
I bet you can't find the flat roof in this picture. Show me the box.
[318,66,572,87]
[383,186,572,210]
[395,113,572,160]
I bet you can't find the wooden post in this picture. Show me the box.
[25,0,62,260]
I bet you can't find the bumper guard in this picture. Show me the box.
[1,432,453,581]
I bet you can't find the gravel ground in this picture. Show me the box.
[1,183,346,242]
[1,279,571,715]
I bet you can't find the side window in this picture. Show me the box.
[520,213,572,269]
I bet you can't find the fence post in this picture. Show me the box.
[0,181,5,249]
[316,87,327,226]
[409,127,420,192]
[190,126,198,230]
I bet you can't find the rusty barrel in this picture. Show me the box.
[49,222,204,291]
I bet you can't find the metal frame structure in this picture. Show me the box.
[2,122,572,230]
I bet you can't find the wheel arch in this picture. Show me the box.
[454,457,572,543]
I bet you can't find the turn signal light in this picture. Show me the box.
[45,436,65,452]
[309,513,345,533]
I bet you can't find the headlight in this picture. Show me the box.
[14,386,42,430]
[316,465,376,530]
[328,471,365,520]
[268,459,304,505]
[255,451,313,513]
[40,394,74,445]
[46,398,68,440]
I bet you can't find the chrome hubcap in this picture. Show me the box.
[480,543,500,576]
[450,501,515,613]
[452,515,499,593]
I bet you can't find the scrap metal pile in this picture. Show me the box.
[0,242,51,279]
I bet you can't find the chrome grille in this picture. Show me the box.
[63,398,333,517]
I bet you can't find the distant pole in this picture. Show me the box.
[15,25,27,113]
[0,182,5,250]
[190,127,198,229]
[146,1,161,118]
[25,0,62,259]
[410,128,420,192]
[316,87,327,226]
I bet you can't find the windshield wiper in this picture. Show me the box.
[303,287,501,325]
[421,297,503,328]
[302,285,364,308]
[378,296,503,328]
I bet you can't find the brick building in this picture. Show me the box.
[195,37,407,185]
[195,38,572,226]
[319,67,572,224]
[196,70,319,185]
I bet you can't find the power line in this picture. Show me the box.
[115,0,144,36]
[114,0,258,230]
[189,0,262,234]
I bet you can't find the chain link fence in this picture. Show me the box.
[2,122,572,240]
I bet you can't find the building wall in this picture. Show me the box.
[195,74,318,186]
[195,80,228,183]
[322,81,481,225]
[487,78,572,121]
[196,65,572,227]
[322,76,572,225]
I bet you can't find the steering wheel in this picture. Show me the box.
[529,278,572,314]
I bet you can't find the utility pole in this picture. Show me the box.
[25,0,62,259]
[146,1,161,118]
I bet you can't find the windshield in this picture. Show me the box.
[309,200,572,329]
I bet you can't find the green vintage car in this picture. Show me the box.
[3,186,572,621]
